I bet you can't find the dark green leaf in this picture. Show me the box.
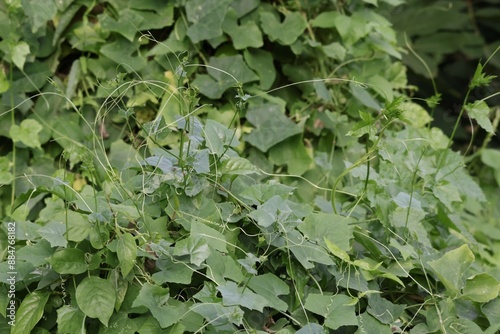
[76,277,116,326]
[117,233,137,277]
[247,273,289,312]
[11,291,50,334]
[217,281,269,312]
[260,11,307,45]
[48,248,87,275]
[132,283,183,328]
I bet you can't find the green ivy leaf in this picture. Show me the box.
[11,41,31,70]
[222,8,263,49]
[117,233,137,277]
[245,104,302,152]
[21,0,57,33]
[217,281,269,312]
[11,291,50,334]
[56,305,86,334]
[220,157,259,175]
[76,277,116,327]
[428,244,475,297]
[464,100,494,134]
[243,49,276,90]
[304,293,358,330]
[132,283,183,328]
[48,248,87,274]
[37,221,67,248]
[204,119,239,156]
[247,273,289,312]
[462,273,500,303]
[9,119,43,148]
[260,11,307,45]
[186,0,232,43]
[173,235,211,266]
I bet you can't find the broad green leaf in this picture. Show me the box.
[247,195,293,228]
[428,244,475,297]
[10,119,43,148]
[76,277,116,326]
[481,149,500,169]
[173,235,210,266]
[240,182,295,205]
[247,273,289,312]
[220,157,259,175]
[56,305,86,334]
[190,221,227,253]
[100,37,147,72]
[132,283,183,328]
[0,66,10,93]
[465,100,494,133]
[346,110,377,138]
[48,248,87,274]
[222,8,263,49]
[243,49,276,90]
[245,104,302,152]
[311,11,340,28]
[324,238,351,263]
[217,281,269,312]
[462,273,500,303]
[322,42,346,60]
[37,221,67,248]
[204,119,239,156]
[193,55,258,98]
[482,298,500,326]
[299,213,354,251]
[296,324,328,334]
[104,312,139,333]
[190,303,243,327]
[117,233,137,277]
[21,0,57,33]
[206,251,245,285]
[367,294,405,324]
[260,11,307,45]
[289,233,335,269]
[356,312,392,334]
[230,0,260,17]
[304,293,358,330]
[186,0,232,43]
[16,239,54,267]
[401,102,433,128]
[350,82,381,111]
[11,291,50,334]
[100,8,144,41]
[153,258,193,284]
[11,42,30,70]
[269,135,313,175]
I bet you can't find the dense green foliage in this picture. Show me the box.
[0,0,499,333]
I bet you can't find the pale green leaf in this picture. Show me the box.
[153,258,193,285]
[247,273,290,312]
[304,293,358,330]
[311,11,339,28]
[190,221,227,253]
[11,42,30,70]
[204,119,239,156]
[132,283,186,328]
[367,294,406,324]
[21,0,57,33]
[465,100,494,133]
[355,312,392,334]
[37,221,67,248]
[117,233,137,277]
[260,11,307,45]
[428,244,475,297]
[217,281,269,312]
[190,303,244,327]
[56,305,86,334]
[100,37,147,72]
[76,277,116,327]
[462,273,500,303]
[186,0,232,43]
[222,8,263,49]
[220,157,259,175]
[401,102,433,128]
[245,104,302,152]
[481,149,500,169]
[48,248,87,274]
[299,213,354,251]
[11,291,50,334]
[243,49,276,90]
[173,236,210,266]
[9,119,43,148]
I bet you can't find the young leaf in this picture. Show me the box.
[117,232,137,277]
[469,63,497,89]
[428,244,475,297]
[9,119,43,148]
[132,283,183,328]
[464,100,494,134]
[76,277,116,327]
[304,293,358,330]
[48,248,87,274]
[11,291,50,334]
[56,305,86,334]
[461,273,500,303]
[217,281,269,312]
